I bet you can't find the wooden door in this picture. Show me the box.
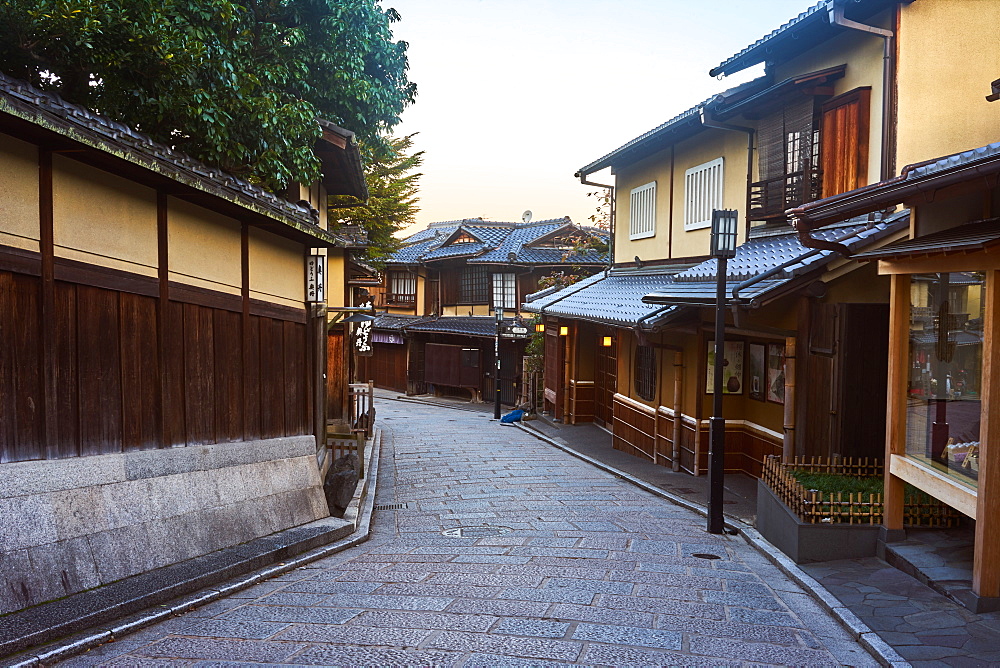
[326,330,345,420]
[595,333,618,428]
[837,303,889,459]
[544,325,564,419]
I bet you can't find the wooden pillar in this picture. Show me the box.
[973,269,1000,599]
[39,149,57,457]
[783,336,796,463]
[672,350,683,472]
[883,273,910,533]
[157,193,170,447]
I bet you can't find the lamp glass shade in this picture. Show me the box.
[601,336,612,347]
[710,209,739,258]
[535,323,545,332]
[559,326,569,336]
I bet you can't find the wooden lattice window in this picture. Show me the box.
[634,345,656,401]
[751,97,820,220]
[492,272,517,310]
[629,181,656,240]
[387,271,416,306]
[458,266,489,304]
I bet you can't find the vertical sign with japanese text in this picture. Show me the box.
[306,255,326,304]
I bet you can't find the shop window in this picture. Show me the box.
[492,272,517,310]
[906,272,984,488]
[635,345,656,401]
[458,266,489,304]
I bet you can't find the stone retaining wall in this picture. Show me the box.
[0,436,328,615]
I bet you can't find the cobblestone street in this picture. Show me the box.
[60,398,879,667]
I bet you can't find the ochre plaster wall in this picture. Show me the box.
[822,261,891,305]
[53,155,157,276]
[0,135,39,252]
[670,131,749,259]
[896,0,1000,169]
[167,198,242,296]
[326,248,347,309]
[442,304,491,317]
[249,227,304,307]
[614,128,748,263]
[771,16,887,184]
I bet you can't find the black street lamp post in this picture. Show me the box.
[494,308,503,419]
[708,209,738,535]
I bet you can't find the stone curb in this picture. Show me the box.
[2,430,383,668]
[512,421,910,668]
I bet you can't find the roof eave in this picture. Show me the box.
[790,153,1000,231]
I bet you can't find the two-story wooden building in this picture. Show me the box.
[0,70,368,647]
[361,217,608,403]
[529,0,999,610]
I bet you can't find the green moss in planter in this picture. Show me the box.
[789,470,938,504]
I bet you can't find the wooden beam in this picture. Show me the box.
[879,251,1000,275]
[974,269,1000,599]
[889,454,977,518]
[883,274,910,532]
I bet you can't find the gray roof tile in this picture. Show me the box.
[387,218,608,267]
[0,72,339,244]
[404,316,529,338]
[522,270,684,327]
[530,213,908,324]
[907,141,1000,180]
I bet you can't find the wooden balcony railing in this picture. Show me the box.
[749,168,823,220]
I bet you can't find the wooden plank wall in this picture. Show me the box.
[612,393,781,477]
[612,396,655,461]
[569,380,595,424]
[0,256,310,463]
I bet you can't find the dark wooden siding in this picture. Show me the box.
[0,256,311,463]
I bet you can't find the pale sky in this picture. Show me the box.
[389,0,812,234]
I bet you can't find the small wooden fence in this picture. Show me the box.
[761,455,961,527]
[328,434,366,477]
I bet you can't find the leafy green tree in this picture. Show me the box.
[0,0,415,192]
[331,133,423,264]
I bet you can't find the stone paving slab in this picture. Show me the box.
[52,397,881,667]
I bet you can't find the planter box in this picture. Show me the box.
[756,479,881,564]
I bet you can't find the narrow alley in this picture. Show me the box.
[58,397,878,667]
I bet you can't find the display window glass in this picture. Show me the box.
[906,272,984,487]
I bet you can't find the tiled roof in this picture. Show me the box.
[852,218,1000,261]
[643,213,908,306]
[529,213,908,327]
[522,269,685,328]
[404,316,529,338]
[709,0,897,78]
[907,142,1000,180]
[576,77,766,177]
[710,1,829,77]
[0,72,342,247]
[672,218,897,282]
[790,142,1000,230]
[371,313,433,331]
[387,218,608,266]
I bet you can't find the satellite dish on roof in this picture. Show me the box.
[522,210,532,224]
